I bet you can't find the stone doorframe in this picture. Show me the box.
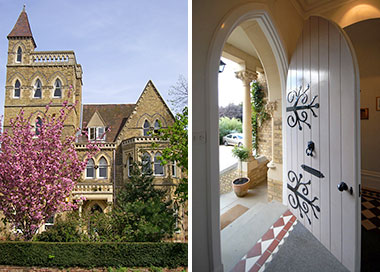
[204,3,288,271]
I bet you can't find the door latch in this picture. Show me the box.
[337,181,353,195]
[306,141,315,157]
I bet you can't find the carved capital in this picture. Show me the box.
[235,70,257,85]
[265,101,277,117]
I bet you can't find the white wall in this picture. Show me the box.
[345,19,380,190]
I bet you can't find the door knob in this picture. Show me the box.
[337,182,353,195]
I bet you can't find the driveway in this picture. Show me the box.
[219,145,238,172]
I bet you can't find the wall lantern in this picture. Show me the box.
[219,60,226,73]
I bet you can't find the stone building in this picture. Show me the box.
[3,8,181,221]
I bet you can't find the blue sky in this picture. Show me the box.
[0,0,188,116]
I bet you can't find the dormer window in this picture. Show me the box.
[14,80,21,98]
[34,79,42,98]
[16,47,22,63]
[143,120,150,136]
[53,79,62,98]
[88,127,106,141]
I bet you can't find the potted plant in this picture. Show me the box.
[231,145,250,197]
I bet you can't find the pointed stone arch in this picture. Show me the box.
[10,41,27,53]
[47,71,69,85]
[7,71,26,84]
[28,71,48,86]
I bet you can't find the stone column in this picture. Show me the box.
[235,70,257,156]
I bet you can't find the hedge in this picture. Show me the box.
[0,242,187,268]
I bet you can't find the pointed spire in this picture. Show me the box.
[7,5,36,48]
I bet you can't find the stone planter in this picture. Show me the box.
[232,177,250,197]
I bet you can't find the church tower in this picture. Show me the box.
[4,6,83,137]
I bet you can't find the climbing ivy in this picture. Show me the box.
[251,81,269,152]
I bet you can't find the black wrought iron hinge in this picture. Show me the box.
[286,84,319,130]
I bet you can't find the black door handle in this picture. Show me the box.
[337,182,353,195]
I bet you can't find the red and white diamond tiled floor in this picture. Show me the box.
[231,210,297,272]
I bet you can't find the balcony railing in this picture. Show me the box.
[73,183,113,194]
[30,51,76,65]
[122,136,166,146]
[75,142,116,150]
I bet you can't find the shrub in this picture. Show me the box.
[219,117,242,144]
[0,241,187,268]
[34,212,85,242]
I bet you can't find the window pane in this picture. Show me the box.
[86,159,95,178]
[99,167,107,178]
[34,80,42,98]
[143,120,150,136]
[17,47,22,62]
[172,162,176,177]
[154,153,164,175]
[128,156,133,177]
[97,127,105,140]
[35,117,42,135]
[89,128,96,140]
[54,79,62,97]
[14,80,20,98]
[142,153,151,173]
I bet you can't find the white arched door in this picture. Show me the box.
[285,16,360,271]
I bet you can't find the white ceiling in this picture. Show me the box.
[226,26,259,59]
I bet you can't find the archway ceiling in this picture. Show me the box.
[226,25,259,60]
[291,0,379,18]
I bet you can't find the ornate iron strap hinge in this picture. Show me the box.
[286,84,319,130]
[287,170,320,224]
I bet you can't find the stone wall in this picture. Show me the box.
[219,164,239,195]
[267,177,282,202]
[257,119,272,160]
[248,157,269,188]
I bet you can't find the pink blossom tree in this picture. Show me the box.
[0,99,98,240]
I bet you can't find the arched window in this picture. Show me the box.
[34,79,42,98]
[98,157,108,178]
[86,159,95,178]
[154,120,161,134]
[142,152,151,173]
[154,152,164,176]
[143,120,150,136]
[16,47,22,63]
[128,156,133,177]
[14,80,21,98]
[35,117,42,135]
[53,79,62,98]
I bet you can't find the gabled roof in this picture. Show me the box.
[7,8,36,48]
[82,104,135,142]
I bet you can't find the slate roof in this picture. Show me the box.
[8,9,36,48]
[82,104,135,142]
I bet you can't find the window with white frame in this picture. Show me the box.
[53,79,62,98]
[16,47,22,63]
[88,127,106,141]
[143,120,150,136]
[35,117,42,135]
[171,161,177,177]
[128,156,133,177]
[34,79,42,98]
[154,152,164,176]
[154,120,161,134]
[14,80,21,98]
[98,157,108,178]
[142,152,151,173]
[86,158,95,178]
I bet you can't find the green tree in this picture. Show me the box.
[109,163,177,242]
[251,82,269,151]
[219,116,243,144]
[153,107,188,203]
